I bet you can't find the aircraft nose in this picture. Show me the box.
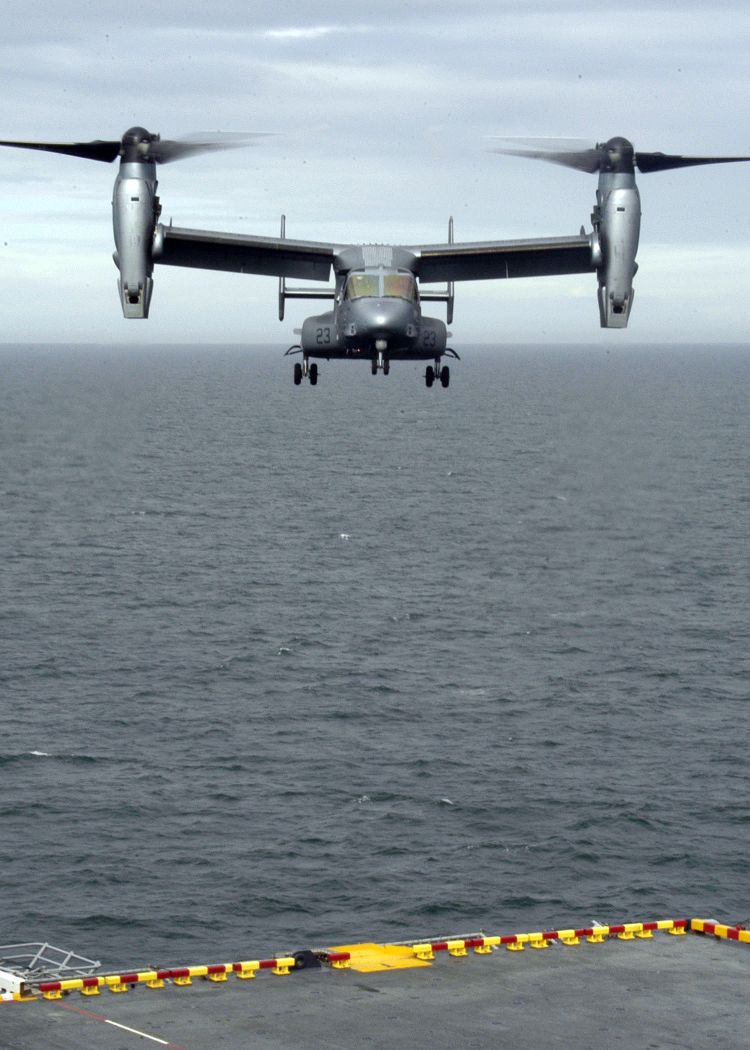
[357,299,414,335]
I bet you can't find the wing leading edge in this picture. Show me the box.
[410,234,595,283]
[157,225,595,284]
[157,225,338,282]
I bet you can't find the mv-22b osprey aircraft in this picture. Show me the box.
[2,127,750,388]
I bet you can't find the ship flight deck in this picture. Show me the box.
[1,918,747,1049]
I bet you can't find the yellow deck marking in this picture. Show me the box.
[328,943,431,973]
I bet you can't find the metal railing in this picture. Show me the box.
[0,942,101,990]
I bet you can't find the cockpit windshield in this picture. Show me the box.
[345,274,380,299]
[383,274,417,300]
[345,272,417,301]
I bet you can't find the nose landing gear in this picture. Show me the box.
[371,350,390,376]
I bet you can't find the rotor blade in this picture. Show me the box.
[0,138,121,162]
[492,136,750,175]
[152,133,269,164]
[0,131,268,165]
[489,136,594,151]
[491,143,602,173]
[636,151,750,173]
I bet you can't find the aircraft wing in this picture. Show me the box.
[156,225,594,284]
[157,225,338,282]
[409,234,595,283]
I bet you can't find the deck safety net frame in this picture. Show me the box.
[0,942,101,984]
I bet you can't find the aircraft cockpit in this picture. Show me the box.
[344,271,418,302]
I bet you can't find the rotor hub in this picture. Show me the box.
[121,127,158,162]
[597,137,635,174]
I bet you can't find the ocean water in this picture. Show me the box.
[1,343,748,970]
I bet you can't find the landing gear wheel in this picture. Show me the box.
[309,362,318,386]
[293,362,302,385]
[440,365,450,388]
[425,365,435,388]
[371,359,378,376]
[383,360,390,376]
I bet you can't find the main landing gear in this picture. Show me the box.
[293,359,318,386]
[425,363,450,388]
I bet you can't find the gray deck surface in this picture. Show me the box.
[1,934,747,1049]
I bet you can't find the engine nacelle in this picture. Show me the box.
[593,174,641,328]
[112,161,160,318]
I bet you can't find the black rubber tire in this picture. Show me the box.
[293,362,302,385]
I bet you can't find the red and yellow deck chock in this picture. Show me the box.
[468,937,498,955]
[103,975,129,994]
[557,930,580,946]
[529,934,550,950]
[586,928,607,944]
[407,919,690,963]
[32,955,297,1000]
[233,962,258,980]
[691,919,750,944]
[24,919,723,1001]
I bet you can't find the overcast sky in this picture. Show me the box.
[2,0,750,345]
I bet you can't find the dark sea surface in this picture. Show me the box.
[1,343,748,970]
